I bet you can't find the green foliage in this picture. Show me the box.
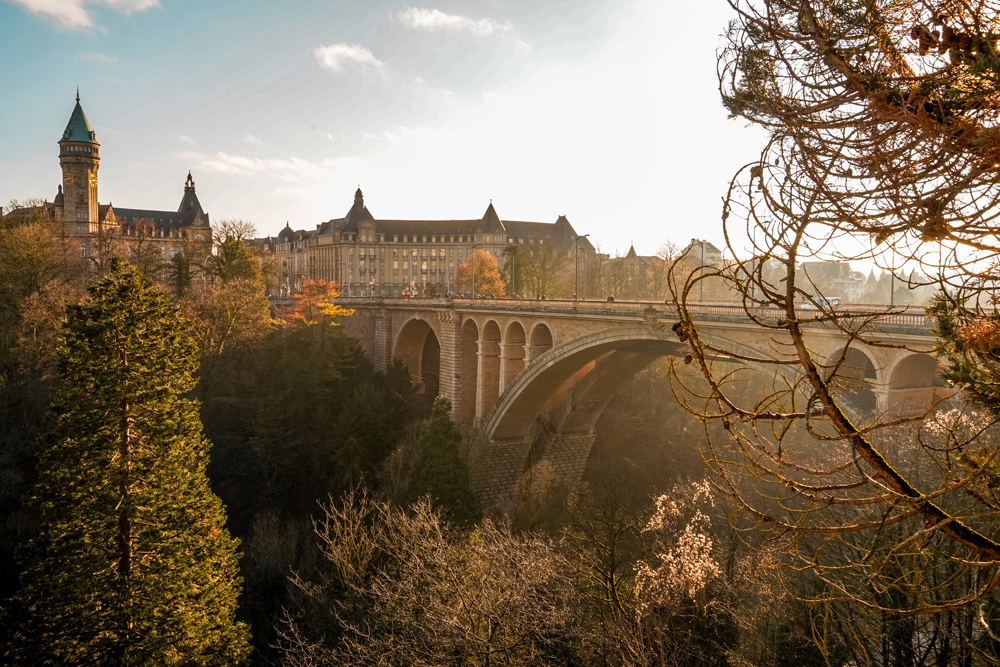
[168,251,193,298]
[214,237,262,284]
[3,259,250,666]
[928,293,1000,417]
[405,396,481,527]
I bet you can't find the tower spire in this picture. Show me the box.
[76,86,80,103]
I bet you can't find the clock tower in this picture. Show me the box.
[58,89,100,228]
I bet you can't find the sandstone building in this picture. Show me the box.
[258,188,596,297]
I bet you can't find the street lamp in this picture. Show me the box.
[700,239,706,302]
[470,243,484,298]
[575,234,590,300]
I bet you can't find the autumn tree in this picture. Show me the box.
[669,0,1000,629]
[455,248,505,297]
[3,258,250,666]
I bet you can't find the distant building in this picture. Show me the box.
[256,188,595,297]
[2,92,211,263]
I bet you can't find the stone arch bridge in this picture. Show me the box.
[337,297,944,509]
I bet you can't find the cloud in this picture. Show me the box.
[100,0,159,13]
[393,7,529,47]
[177,134,197,146]
[6,0,159,30]
[78,51,117,63]
[178,150,363,185]
[242,134,266,146]
[313,43,385,74]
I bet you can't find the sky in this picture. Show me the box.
[0,0,770,256]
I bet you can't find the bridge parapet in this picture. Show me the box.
[335,296,935,334]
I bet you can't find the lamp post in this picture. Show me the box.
[470,243,484,298]
[575,234,590,300]
[700,239,706,302]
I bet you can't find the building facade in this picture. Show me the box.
[2,92,212,264]
[258,188,596,297]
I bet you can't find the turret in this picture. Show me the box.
[58,89,100,227]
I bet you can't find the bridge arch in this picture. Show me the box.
[471,326,778,508]
[818,344,880,414]
[529,322,554,361]
[503,321,527,391]
[394,317,440,397]
[884,351,946,415]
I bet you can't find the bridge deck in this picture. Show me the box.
[334,296,934,334]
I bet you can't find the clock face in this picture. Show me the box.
[63,174,74,186]
[88,172,97,188]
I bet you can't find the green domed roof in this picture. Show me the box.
[60,92,98,145]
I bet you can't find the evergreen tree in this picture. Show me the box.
[405,396,481,527]
[3,258,250,666]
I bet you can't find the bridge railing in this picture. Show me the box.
[333,296,933,326]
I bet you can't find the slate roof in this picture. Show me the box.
[60,93,98,145]
[113,174,210,231]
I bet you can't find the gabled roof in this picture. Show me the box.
[60,92,98,145]
[482,202,504,232]
[113,172,210,231]
[626,244,638,260]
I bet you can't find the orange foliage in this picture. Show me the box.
[281,279,354,328]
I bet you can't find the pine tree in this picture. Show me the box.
[405,396,481,527]
[4,258,250,666]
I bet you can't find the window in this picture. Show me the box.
[393,235,398,242]
[423,235,427,242]
[393,260,398,270]
[403,235,408,242]
[430,249,436,258]
[432,236,437,242]
[349,248,354,256]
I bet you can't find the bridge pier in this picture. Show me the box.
[436,313,463,420]
[373,311,391,370]
[476,336,501,421]
[470,436,534,511]
[539,429,597,490]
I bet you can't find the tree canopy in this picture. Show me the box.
[3,258,250,666]
[455,249,505,297]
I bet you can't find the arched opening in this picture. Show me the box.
[460,319,479,424]
[529,323,553,361]
[394,319,440,399]
[829,347,878,414]
[421,331,440,401]
[503,322,527,391]
[478,320,502,418]
[890,353,944,415]
[891,354,937,388]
